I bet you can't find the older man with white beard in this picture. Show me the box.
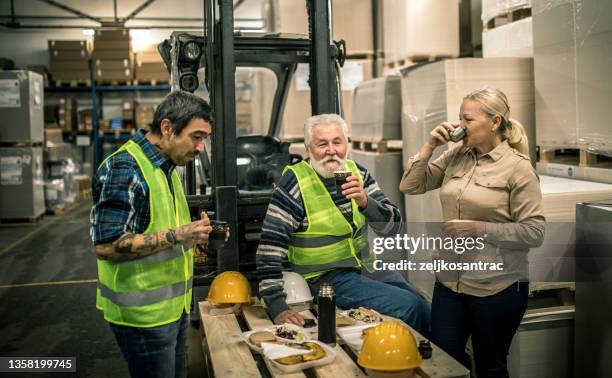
[256,114,431,334]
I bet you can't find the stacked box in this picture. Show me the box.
[351,76,402,140]
[122,99,134,121]
[382,0,459,63]
[58,97,77,133]
[134,45,170,82]
[0,147,45,219]
[533,0,612,155]
[280,59,378,139]
[77,109,93,132]
[93,29,133,82]
[135,105,155,130]
[0,71,44,143]
[48,40,91,82]
[483,17,533,58]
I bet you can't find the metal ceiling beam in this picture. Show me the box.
[36,0,101,23]
[123,0,156,22]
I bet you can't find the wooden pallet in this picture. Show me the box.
[200,300,469,378]
[344,51,384,60]
[538,148,612,168]
[0,212,45,225]
[529,282,575,306]
[483,7,532,31]
[351,138,402,153]
[46,200,78,216]
[75,188,92,202]
[385,55,453,70]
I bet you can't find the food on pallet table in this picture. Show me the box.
[275,324,308,342]
[336,311,356,327]
[274,342,326,365]
[346,307,382,323]
[249,331,277,347]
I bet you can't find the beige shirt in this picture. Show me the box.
[400,141,545,296]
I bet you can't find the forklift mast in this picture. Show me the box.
[176,0,343,286]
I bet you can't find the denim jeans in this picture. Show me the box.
[309,269,431,335]
[431,281,528,378]
[109,312,188,378]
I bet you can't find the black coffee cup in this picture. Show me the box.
[334,171,351,194]
[209,220,228,250]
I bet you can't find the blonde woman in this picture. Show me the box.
[400,87,545,377]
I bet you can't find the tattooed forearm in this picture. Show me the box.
[95,230,174,262]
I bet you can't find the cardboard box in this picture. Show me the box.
[48,40,88,51]
[351,75,402,140]
[483,17,533,57]
[50,59,89,72]
[51,70,90,82]
[533,0,612,155]
[50,49,89,60]
[94,29,130,40]
[94,39,131,51]
[94,59,132,70]
[44,128,63,146]
[58,98,77,133]
[78,109,93,132]
[134,62,170,81]
[95,68,133,81]
[332,0,375,54]
[382,0,460,63]
[92,50,133,61]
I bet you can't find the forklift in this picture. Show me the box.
[159,0,351,300]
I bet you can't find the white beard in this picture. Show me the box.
[310,155,346,178]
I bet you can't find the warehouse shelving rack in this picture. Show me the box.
[45,82,170,170]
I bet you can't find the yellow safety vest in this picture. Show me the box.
[96,140,193,327]
[285,160,374,279]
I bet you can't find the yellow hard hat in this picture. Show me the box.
[207,271,251,304]
[357,321,422,371]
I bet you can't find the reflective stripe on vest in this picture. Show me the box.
[95,140,193,328]
[285,160,374,279]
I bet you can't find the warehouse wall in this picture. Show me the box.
[0,0,263,68]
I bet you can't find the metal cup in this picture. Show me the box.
[209,220,228,250]
[334,171,351,194]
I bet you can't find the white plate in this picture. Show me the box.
[336,323,378,352]
[267,341,337,373]
[264,324,312,343]
[242,325,313,354]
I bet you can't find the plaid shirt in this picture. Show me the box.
[90,130,177,246]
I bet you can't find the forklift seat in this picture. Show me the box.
[236,135,302,191]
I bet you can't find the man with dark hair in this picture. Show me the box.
[91,91,213,378]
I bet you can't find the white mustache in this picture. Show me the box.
[322,157,342,164]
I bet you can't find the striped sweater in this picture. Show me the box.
[256,160,403,319]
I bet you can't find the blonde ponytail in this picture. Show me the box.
[504,118,529,156]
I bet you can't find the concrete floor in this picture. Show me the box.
[0,202,207,378]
